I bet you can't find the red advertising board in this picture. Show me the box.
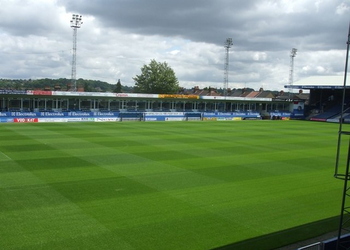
[14,118,39,123]
[32,90,52,96]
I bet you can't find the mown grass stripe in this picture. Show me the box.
[0,121,346,249]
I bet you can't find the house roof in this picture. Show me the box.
[245,91,260,98]
[256,91,275,98]
[294,93,309,100]
[229,89,245,97]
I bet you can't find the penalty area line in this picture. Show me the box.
[0,151,12,160]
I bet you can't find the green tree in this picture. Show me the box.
[133,59,180,94]
[83,82,93,92]
[114,79,122,93]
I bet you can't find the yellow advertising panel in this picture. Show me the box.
[203,117,217,121]
[159,94,199,99]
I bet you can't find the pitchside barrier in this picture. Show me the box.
[296,234,350,250]
[0,111,288,123]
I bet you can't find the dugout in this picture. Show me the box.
[185,112,202,121]
[119,112,144,121]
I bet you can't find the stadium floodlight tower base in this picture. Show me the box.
[334,22,350,250]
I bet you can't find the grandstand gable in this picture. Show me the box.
[285,75,349,89]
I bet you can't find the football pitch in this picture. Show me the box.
[0,120,346,249]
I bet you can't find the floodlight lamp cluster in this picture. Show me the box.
[70,14,83,28]
[225,38,233,48]
[291,48,297,57]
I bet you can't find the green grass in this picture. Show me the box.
[0,120,346,249]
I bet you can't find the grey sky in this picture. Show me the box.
[0,0,349,91]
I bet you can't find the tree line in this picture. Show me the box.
[0,60,180,94]
[0,78,134,93]
[0,60,261,95]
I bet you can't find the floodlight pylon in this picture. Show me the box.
[70,14,83,92]
[224,38,233,96]
[288,48,297,100]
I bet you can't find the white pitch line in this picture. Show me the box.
[0,151,12,160]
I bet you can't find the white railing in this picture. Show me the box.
[297,242,322,250]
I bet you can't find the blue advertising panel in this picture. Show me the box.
[144,112,185,121]
[203,112,261,120]
[0,111,286,123]
[0,111,120,118]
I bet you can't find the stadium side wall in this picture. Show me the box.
[0,111,266,123]
[0,89,299,122]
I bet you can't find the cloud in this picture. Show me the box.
[0,0,349,91]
